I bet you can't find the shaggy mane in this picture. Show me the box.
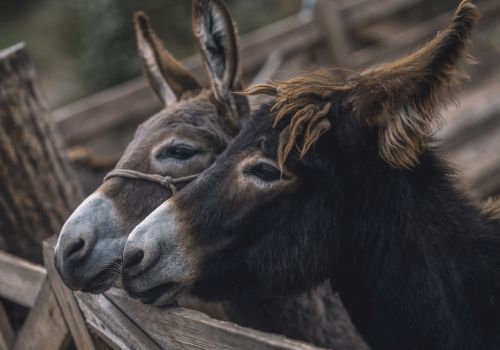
[244,70,354,170]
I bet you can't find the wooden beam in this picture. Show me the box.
[0,302,14,350]
[75,292,162,350]
[250,51,284,86]
[0,250,46,307]
[13,279,70,350]
[43,237,96,350]
[105,289,325,350]
[339,0,421,29]
[314,0,352,67]
[439,72,500,152]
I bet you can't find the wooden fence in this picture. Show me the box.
[0,237,323,350]
[1,1,500,349]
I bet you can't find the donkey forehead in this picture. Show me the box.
[139,95,220,132]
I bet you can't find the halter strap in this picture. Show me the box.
[103,168,199,194]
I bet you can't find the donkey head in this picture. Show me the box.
[122,1,478,304]
[55,0,248,293]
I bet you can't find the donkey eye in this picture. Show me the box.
[244,162,282,182]
[157,145,198,161]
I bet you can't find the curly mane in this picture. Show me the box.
[244,70,354,170]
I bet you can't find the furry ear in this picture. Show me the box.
[134,12,201,106]
[192,0,249,128]
[350,0,479,168]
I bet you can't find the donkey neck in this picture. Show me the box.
[335,151,500,350]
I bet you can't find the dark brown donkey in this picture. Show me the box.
[122,2,500,350]
[54,1,366,348]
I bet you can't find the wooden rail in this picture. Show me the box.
[0,251,45,308]
[0,239,326,350]
[77,288,324,350]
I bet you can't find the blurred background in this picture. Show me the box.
[0,0,302,107]
[0,0,499,196]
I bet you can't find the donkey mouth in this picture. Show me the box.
[81,261,121,294]
[129,282,185,306]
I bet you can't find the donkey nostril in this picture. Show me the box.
[66,238,85,259]
[123,248,145,269]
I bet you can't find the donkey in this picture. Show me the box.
[54,1,367,348]
[122,2,500,349]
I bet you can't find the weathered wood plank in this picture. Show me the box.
[13,279,70,350]
[435,69,500,196]
[439,71,500,152]
[106,289,324,350]
[0,250,46,307]
[43,236,97,350]
[250,51,284,86]
[0,302,14,350]
[75,292,162,350]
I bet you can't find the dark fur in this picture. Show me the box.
[144,2,500,349]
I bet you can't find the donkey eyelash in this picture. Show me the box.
[156,145,200,161]
[243,162,286,182]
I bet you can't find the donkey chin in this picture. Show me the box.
[121,201,198,305]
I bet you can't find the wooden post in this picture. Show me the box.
[44,237,97,350]
[314,0,353,68]
[0,302,14,350]
[12,280,70,350]
[0,43,96,350]
[0,43,83,263]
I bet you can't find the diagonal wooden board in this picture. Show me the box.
[43,236,97,350]
[0,301,14,350]
[12,279,70,350]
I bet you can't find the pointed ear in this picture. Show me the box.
[350,0,479,168]
[192,0,249,128]
[134,12,201,106]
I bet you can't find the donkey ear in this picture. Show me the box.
[350,0,479,168]
[192,0,249,127]
[134,12,201,106]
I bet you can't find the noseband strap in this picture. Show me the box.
[103,169,199,194]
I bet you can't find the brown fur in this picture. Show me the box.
[192,0,249,129]
[481,197,500,220]
[134,12,201,102]
[244,0,479,169]
[244,69,353,170]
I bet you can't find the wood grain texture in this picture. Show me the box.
[0,250,46,307]
[0,43,83,263]
[75,292,162,350]
[43,236,97,350]
[106,289,325,350]
[13,279,70,350]
[0,302,14,350]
